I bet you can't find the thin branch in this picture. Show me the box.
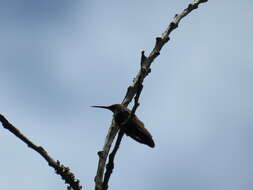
[122,0,208,106]
[94,0,208,189]
[131,82,143,116]
[102,130,124,190]
[94,120,119,190]
[0,114,82,190]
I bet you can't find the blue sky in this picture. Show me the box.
[0,1,252,190]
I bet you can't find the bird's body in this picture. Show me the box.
[92,104,155,148]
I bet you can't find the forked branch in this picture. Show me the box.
[94,0,208,190]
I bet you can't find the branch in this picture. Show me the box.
[122,0,208,106]
[102,130,124,190]
[95,120,119,190]
[95,0,208,189]
[0,114,82,190]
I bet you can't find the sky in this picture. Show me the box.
[0,0,252,190]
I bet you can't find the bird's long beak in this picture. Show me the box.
[91,105,110,110]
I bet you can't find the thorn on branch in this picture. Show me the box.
[187,3,198,11]
[170,22,178,30]
[140,50,147,67]
[156,37,163,46]
[98,151,104,159]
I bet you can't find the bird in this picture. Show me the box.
[92,104,155,148]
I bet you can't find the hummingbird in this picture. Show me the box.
[92,104,155,148]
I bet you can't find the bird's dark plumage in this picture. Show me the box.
[92,104,155,148]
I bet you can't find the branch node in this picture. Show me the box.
[38,146,45,152]
[155,37,164,48]
[170,22,178,30]
[187,3,198,10]
[154,50,160,57]
[98,151,104,159]
[164,36,170,43]
[140,50,147,67]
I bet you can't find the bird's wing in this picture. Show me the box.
[129,115,155,148]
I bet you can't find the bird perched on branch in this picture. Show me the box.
[92,104,155,148]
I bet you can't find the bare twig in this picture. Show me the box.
[122,0,208,107]
[95,1,208,189]
[102,130,124,190]
[0,114,82,190]
[95,120,119,190]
